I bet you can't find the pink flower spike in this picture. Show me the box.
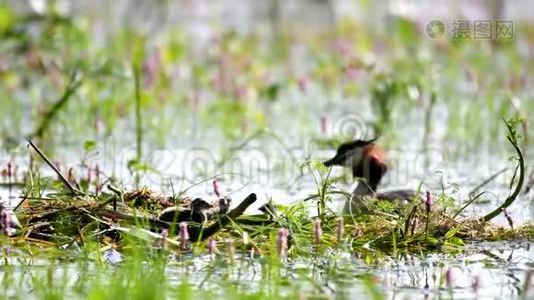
[212,179,221,198]
[471,275,480,294]
[179,222,189,240]
[424,191,433,213]
[179,222,189,250]
[1,207,11,235]
[445,267,454,288]
[320,116,328,135]
[207,237,217,258]
[234,85,247,101]
[276,228,289,258]
[298,76,308,92]
[313,219,322,245]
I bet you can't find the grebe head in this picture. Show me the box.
[323,138,388,192]
[323,138,376,168]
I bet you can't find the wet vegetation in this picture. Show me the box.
[1,1,534,299]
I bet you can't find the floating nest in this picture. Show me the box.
[11,186,262,246]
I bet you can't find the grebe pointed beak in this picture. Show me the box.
[366,136,380,144]
[323,154,344,167]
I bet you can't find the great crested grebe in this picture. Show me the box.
[323,138,417,214]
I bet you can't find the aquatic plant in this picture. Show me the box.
[207,237,217,259]
[275,228,289,258]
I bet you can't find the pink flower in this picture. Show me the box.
[298,76,308,92]
[234,85,247,101]
[207,237,217,258]
[0,205,20,236]
[212,179,221,198]
[1,207,11,235]
[445,267,454,288]
[344,66,361,82]
[142,47,161,88]
[334,38,352,58]
[313,219,322,244]
[276,228,289,257]
[472,275,480,293]
[424,191,433,213]
[320,116,328,135]
[179,222,189,249]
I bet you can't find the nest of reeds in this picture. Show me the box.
[12,186,259,246]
